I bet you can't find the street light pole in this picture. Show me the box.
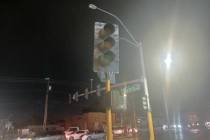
[105,73,112,140]
[43,77,50,130]
[163,52,172,128]
[89,4,155,140]
[139,45,155,140]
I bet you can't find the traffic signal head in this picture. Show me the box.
[68,94,72,104]
[97,50,115,67]
[96,84,101,96]
[93,22,119,73]
[97,37,115,51]
[142,96,148,110]
[85,88,89,100]
[73,92,79,102]
[98,23,115,39]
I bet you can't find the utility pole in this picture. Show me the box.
[43,77,50,130]
[90,78,93,91]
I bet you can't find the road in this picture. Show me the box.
[139,130,210,140]
[3,131,210,140]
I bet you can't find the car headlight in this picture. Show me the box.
[162,125,168,130]
[177,125,182,128]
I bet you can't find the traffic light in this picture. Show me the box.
[72,92,79,102]
[68,94,72,104]
[96,84,101,96]
[142,96,148,110]
[84,88,89,100]
[93,22,119,73]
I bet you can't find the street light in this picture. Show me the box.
[164,53,172,70]
[162,52,173,138]
[89,4,155,140]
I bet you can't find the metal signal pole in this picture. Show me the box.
[105,73,113,140]
[89,4,155,140]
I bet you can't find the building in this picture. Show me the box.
[65,112,115,131]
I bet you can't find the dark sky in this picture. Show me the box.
[0,0,210,121]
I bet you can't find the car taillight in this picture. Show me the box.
[80,134,85,140]
[65,134,70,139]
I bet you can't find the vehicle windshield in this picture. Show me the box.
[76,131,86,134]
[68,128,78,131]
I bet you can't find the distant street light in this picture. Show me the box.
[164,53,172,70]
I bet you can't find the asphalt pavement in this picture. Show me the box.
[140,130,210,140]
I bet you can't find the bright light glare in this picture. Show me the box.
[177,124,182,128]
[89,4,97,9]
[162,125,168,130]
[205,122,210,129]
[164,53,172,70]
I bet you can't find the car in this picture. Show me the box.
[68,130,89,140]
[16,130,66,140]
[81,130,105,140]
[65,127,80,140]
[112,127,125,136]
[162,124,182,132]
[186,122,202,134]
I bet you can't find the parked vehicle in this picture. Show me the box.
[186,122,202,134]
[68,130,88,140]
[16,130,65,140]
[81,130,105,140]
[112,127,125,136]
[65,127,80,140]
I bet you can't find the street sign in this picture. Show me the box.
[111,83,142,110]
[112,83,141,95]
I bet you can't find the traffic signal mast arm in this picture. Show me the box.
[73,79,141,99]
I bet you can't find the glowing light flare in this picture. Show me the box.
[123,93,127,97]
[164,53,172,70]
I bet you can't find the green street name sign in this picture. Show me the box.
[112,83,142,95]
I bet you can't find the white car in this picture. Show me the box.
[65,127,80,140]
[81,131,105,140]
[112,127,125,136]
[68,130,88,140]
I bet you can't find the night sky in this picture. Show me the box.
[1,0,210,123]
